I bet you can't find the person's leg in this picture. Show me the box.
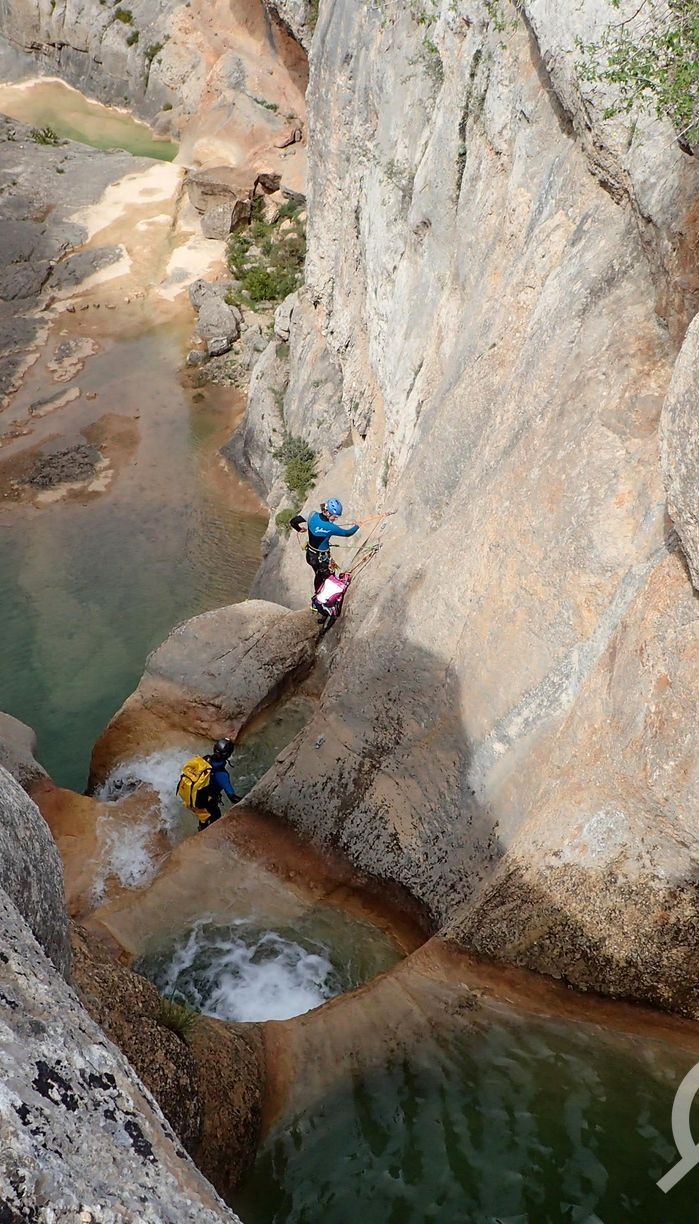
[197,792,221,831]
[314,559,331,593]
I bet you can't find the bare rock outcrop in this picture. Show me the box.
[0,764,70,977]
[236,0,699,1017]
[71,925,264,1199]
[0,710,47,786]
[661,311,699,588]
[0,888,240,1222]
[89,601,319,784]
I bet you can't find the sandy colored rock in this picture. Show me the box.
[89,601,319,785]
[186,166,254,215]
[661,310,699,589]
[233,0,699,1019]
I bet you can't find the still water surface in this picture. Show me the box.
[0,77,177,159]
[236,1006,698,1224]
[0,320,265,788]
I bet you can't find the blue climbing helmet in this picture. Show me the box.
[324,497,343,517]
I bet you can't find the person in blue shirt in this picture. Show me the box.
[290,498,359,591]
[197,738,240,830]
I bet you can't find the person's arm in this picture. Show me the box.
[213,764,239,801]
[329,522,360,538]
[289,514,307,533]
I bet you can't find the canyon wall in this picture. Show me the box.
[0,765,242,1220]
[0,0,307,175]
[241,0,699,1016]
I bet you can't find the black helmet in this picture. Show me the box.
[212,737,234,759]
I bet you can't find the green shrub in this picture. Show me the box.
[126,29,139,44]
[162,101,173,111]
[226,203,306,306]
[154,996,199,1044]
[578,1,699,143]
[145,40,164,62]
[114,7,133,22]
[30,125,60,146]
[275,507,297,529]
[273,434,317,502]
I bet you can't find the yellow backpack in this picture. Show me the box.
[176,756,212,812]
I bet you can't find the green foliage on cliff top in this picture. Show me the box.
[578,0,699,144]
[114,7,134,23]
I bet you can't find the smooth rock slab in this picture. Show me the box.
[89,601,319,784]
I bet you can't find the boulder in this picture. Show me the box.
[189,278,238,312]
[274,291,298,341]
[0,890,240,1222]
[89,601,319,785]
[207,335,234,357]
[196,298,241,346]
[0,710,47,786]
[187,348,207,366]
[0,765,70,978]
[185,165,254,214]
[254,171,282,195]
[201,198,251,239]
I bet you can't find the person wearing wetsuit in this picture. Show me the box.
[290,498,359,592]
[197,738,240,830]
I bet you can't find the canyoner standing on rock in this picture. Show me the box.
[290,498,360,592]
[176,738,241,831]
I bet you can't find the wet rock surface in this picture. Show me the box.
[23,442,101,488]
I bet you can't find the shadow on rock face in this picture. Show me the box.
[247,552,699,1021]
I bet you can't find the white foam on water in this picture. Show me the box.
[153,918,340,1022]
[91,748,195,901]
[95,747,193,838]
[92,814,163,902]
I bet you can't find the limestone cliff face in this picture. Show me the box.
[0,0,307,178]
[242,0,699,1016]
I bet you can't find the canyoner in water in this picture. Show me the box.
[176,738,241,831]
[290,498,360,592]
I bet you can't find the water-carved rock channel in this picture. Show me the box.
[4,9,699,1224]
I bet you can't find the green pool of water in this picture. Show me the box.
[0,78,177,160]
[0,320,265,790]
[235,1007,698,1223]
[136,905,401,1023]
